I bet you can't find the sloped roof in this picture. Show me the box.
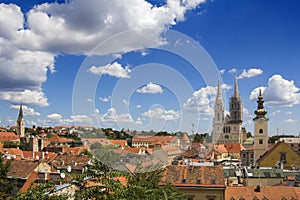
[132,136,176,143]
[50,154,89,170]
[7,160,39,179]
[161,165,225,187]
[0,132,19,142]
[109,139,127,147]
[226,186,300,200]
[181,133,190,141]
[224,143,246,153]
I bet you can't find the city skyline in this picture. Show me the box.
[0,0,300,136]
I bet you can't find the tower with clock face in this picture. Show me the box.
[253,89,269,164]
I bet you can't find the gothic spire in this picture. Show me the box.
[234,74,239,97]
[18,102,23,119]
[216,76,222,101]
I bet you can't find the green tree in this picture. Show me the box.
[73,152,185,200]
[0,153,15,199]
[14,182,68,200]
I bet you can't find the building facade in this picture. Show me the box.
[253,89,269,164]
[212,76,247,144]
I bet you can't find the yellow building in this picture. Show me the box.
[258,141,300,169]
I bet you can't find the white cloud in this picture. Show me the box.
[219,69,225,74]
[99,96,111,102]
[183,85,216,115]
[142,107,180,121]
[228,68,237,74]
[47,113,63,120]
[285,111,292,115]
[122,99,130,106]
[284,119,297,123]
[0,89,49,107]
[136,105,142,109]
[0,0,206,105]
[100,107,133,123]
[237,68,263,79]
[10,105,40,116]
[89,62,131,78]
[135,117,143,125]
[250,75,300,107]
[86,98,93,103]
[136,82,163,94]
[70,115,93,124]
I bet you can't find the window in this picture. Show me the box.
[196,179,202,184]
[182,179,186,184]
[264,172,271,178]
[243,153,246,158]
[259,139,263,144]
[211,179,216,184]
[280,152,287,163]
[259,129,263,134]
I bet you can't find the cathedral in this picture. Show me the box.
[212,76,247,144]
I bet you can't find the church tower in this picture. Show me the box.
[229,75,243,123]
[16,103,25,137]
[212,76,224,143]
[253,89,269,164]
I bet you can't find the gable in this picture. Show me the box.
[259,141,300,169]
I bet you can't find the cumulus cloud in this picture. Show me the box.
[135,117,143,125]
[99,96,111,102]
[228,68,237,74]
[136,82,163,94]
[237,68,263,79]
[47,113,63,120]
[284,119,297,123]
[183,84,230,115]
[70,115,93,124]
[89,62,131,78]
[100,107,133,123]
[250,75,300,107]
[10,105,40,116]
[86,98,93,103]
[0,89,49,107]
[136,105,142,109]
[0,0,206,106]
[142,107,180,120]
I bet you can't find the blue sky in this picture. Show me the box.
[0,0,300,136]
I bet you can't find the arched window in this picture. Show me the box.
[259,129,263,134]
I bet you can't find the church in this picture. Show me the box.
[212,76,247,144]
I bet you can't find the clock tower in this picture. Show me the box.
[253,89,269,164]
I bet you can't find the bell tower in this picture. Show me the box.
[16,103,25,137]
[253,89,269,164]
[212,76,224,143]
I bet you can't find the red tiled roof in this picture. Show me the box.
[226,186,300,200]
[0,132,19,142]
[132,136,176,143]
[45,135,72,143]
[224,143,246,153]
[50,154,89,170]
[7,160,39,179]
[19,171,38,192]
[109,139,127,147]
[161,165,225,187]
[22,151,57,162]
